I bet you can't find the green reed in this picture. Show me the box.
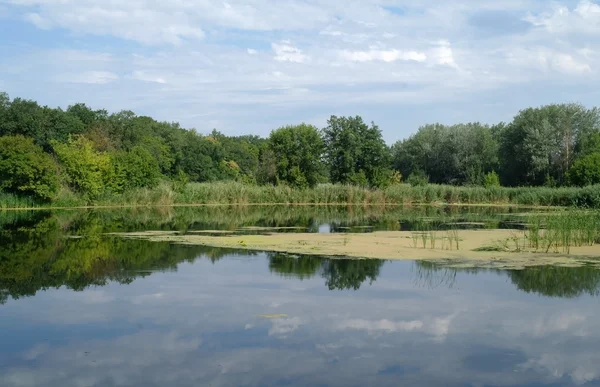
[525,210,600,254]
[3,182,600,209]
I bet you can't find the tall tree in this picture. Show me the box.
[498,104,600,186]
[392,123,498,185]
[268,124,325,188]
[323,115,391,187]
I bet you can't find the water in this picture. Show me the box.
[1,207,599,387]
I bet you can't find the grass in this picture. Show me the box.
[540,210,600,254]
[2,182,600,210]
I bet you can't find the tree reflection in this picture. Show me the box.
[269,253,322,280]
[509,266,600,298]
[3,208,599,303]
[322,259,383,290]
[268,253,384,290]
[412,261,600,298]
[0,213,248,304]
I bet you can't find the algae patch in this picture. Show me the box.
[111,229,600,269]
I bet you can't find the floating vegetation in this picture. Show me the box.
[113,228,600,268]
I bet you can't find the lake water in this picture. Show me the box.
[1,207,599,387]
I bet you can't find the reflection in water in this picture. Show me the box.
[1,209,599,303]
[509,266,600,298]
[269,253,384,290]
[0,212,252,304]
[412,261,600,298]
[1,208,600,387]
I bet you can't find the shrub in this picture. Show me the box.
[484,171,501,188]
[0,135,59,201]
[371,168,401,189]
[349,170,369,188]
[52,136,110,198]
[406,170,429,187]
[108,146,161,193]
[171,169,189,194]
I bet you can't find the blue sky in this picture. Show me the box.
[1,0,599,143]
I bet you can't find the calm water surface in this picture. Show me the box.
[1,207,599,387]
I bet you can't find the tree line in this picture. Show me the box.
[1,91,599,202]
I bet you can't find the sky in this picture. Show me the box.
[0,0,599,143]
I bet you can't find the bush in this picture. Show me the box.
[349,170,369,188]
[568,153,600,187]
[171,169,189,194]
[52,136,110,198]
[484,171,501,188]
[108,146,161,193]
[0,135,59,201]
[406,170,429,186]
[371,168,401,189]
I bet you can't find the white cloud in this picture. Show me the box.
[525,0,600,35]
[16,2,205,45]
[507,47,591,75]
[24,12,51,28]
[55,71,118,84]
[320,29,343,36]
[272,41,308,63]
[339,49,427,63]
[429,40,458,68]
[553,53,592,74]
[131,71,167,84]
[2,0,600,139]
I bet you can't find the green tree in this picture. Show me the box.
[268,124,325,188]
[256,147,278,185]
[0,135,59,200]
[392,123,498,185]
[52,136,110,198]
[211,132,262,180]
[323,115,391,187]
[498,104,600,186]
[179,131,227,182]
[140,136,174,175]
[66,103,108,127]
[108,146,161,192]
[0,96,85,150]
[567,153,600,186]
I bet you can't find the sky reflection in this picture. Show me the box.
[1,251,599,387]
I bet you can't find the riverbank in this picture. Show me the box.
[2,182,600,210]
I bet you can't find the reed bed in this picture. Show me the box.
[2,182,600,209]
